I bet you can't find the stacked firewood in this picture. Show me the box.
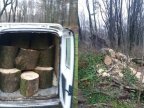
[0,36,56,97]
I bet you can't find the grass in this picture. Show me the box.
[79,53,105,84]
[72,34,78,107]
[79,53,106,103]
[111,101,135,108]
[78,52,141,108]
[122,68,138,86]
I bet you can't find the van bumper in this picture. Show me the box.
[0,98,61,108]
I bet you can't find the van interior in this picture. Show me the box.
[0,32,60,106]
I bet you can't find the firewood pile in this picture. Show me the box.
[0,37,56,97]
[96,48,144,83]
[79,48,144,107]
[98,48,144,92]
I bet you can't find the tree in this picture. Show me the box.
[0,0,12,21]
[86,0,96,47]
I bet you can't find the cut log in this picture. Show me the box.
[116,52,127,61]
[15,48,39,70]
[0,68,21,92]
[131,58,144,65]
[20,71,39,97]
[31,35,51,49]
[0,46,18,68]
[104,55,112,66]
[10,36,30,48]
[53,36,60,78]
[38,46,54,67]
[53,72,58,86]
[35,67,53,89]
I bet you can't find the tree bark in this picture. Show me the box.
[0,68,21,92]
[53,37,60,78]
[38,45,54,67]
[35,67,53,89]
[31,35,51,50]
[108,0,116,48]
[10,36,30,48]
[0,46,18,69]
[15,48,39,70]
[78,16,82,41]
[20,71,39,97]
[0,0,12,20]
[86,0,96,47]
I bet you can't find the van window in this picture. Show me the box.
[66,38,71,68]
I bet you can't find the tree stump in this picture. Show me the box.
[35,67,53,89]
[0,68,21,92]
[20,71,39,97]
[15,48,39,70]
[38,46,54,67]
[0,46,18,69]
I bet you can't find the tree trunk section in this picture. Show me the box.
[10,36,30,48]
[38,45,54,67]
[0,46,18,69]
[31,35,52,49]
[53,37,60,78]
[35,67,53,89]
[15,48,39,70]
[20,71,39,97]
[0,68,21,92]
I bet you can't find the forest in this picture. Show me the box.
[79,0,144,57]
[78,0,144,108]
[0,0,77,28]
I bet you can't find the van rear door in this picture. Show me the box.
[59,29,74,108]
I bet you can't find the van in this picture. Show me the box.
[0,23,74,108]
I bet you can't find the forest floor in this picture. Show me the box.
[78,48,144,108]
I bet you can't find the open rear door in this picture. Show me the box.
[59,29,74,108]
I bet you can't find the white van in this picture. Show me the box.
[0,23,75,108]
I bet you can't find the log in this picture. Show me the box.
[15,48,39,70]
[0,46,18,68]
[53,72,58,86]
[131,58,144,65]
[38,45,54,67]
[20,71,39,97]
[0,68,21,92]
[10,35,30,48]
[31,35,51,50]
[104,55,112,66]
[35,67,53,89]
[53,36,60,78]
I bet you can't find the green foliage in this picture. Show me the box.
[87,92,113,104]
[121,68,139,100]
[79,53,110,104]
[78,53,138,106]
[111,101,135,108]
[79,53,105,80]
[122,68,138,86]
[79,52,143,107]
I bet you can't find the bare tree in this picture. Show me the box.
[86,0,96,47]
[0,0,12,21]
